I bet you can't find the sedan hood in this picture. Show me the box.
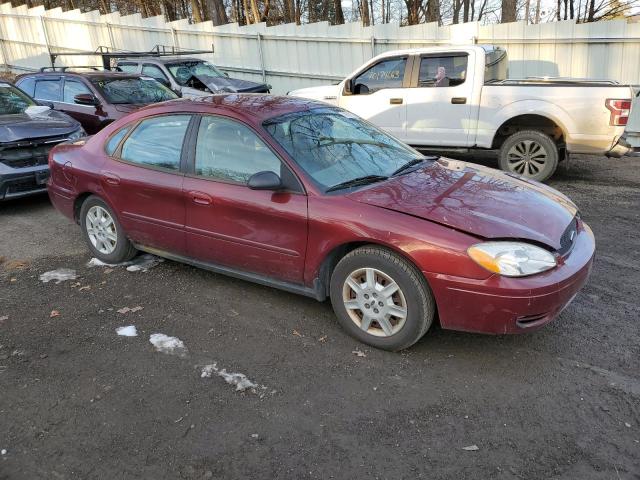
[0,108,80,143]
[192,74,269,93]
[347,158,578,250]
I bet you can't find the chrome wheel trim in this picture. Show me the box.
[506,140,549,177]
[86,205,117,255]
[342,267,408,337]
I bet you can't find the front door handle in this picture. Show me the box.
[389,98,403,105]
[451,97,467,104]
[189,191,212,206]
[102,172,120,186]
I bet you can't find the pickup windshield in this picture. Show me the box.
[0,84,36,114]
[167,61,225,85]
[264,108,425,192]
[91,77,178,104]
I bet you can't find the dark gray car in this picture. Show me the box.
[0,82,84,200]
[115,57,270,98]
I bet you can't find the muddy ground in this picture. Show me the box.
[1,154,638,479]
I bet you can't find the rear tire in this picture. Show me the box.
[498,130,559,182]
[329,246,435,351]
[79,195,137,264]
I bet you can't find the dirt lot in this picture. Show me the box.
[1,154,639,479]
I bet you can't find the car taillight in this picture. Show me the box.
[605,99,631,126]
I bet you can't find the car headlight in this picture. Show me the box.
[68,128,85,141]
[467,242,557,277]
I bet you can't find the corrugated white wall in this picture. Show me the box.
[1,2,638,94]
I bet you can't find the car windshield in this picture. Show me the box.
[264,108,425,192]
[91,77,178,104]
[167,61,225,85]
[0,83,36,114]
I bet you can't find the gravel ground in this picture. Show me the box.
[0,154,639,479]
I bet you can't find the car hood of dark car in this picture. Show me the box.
[192,73,269,93]
[0,108,80,143]
[347,158,578,250]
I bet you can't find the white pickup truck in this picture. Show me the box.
[288,45,634,181]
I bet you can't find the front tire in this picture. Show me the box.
[330,246,435,351]
[498,130,559,182]
[79,195,137,264]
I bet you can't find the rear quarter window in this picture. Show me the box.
[17,77,36,97]
[105,126,131,156]
[34,79,61,101]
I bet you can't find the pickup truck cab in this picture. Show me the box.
[289,45,634,181]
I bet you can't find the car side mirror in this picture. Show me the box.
[344,78,353,94]
[37,100,55,109]
[74,93,100,106]
[247,171,283,191]
[224,72,230,78]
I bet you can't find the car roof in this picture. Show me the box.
[19,71,143,81]
[117,56,205,64]
[139,94,334,123]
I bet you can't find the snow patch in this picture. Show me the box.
[116,325,138,337]
[87,254,162,272]
[201,363,258,392]
[149,333,188,357]
[126,255,163,272]
[39,268,77,284]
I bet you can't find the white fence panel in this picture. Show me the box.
[1,1,639,94]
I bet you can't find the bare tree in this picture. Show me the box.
[501,0,517,21]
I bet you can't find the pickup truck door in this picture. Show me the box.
[404,52,476,147]
[338,56,411,139]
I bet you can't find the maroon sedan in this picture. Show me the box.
[47,95,595,350]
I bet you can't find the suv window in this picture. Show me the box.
[34,79,61,101]
[117,63,138,73]
[17,77,36,97]
[142,64,169,83]
[418,55,468,88]
[120,115,190,171]
[63,79,92,103]
[195,115,282,184]
[352,57,407,94]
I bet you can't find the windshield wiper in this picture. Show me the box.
[391,157,427,177]
[326,175,388,193]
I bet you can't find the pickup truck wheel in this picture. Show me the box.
[80,195,137,264]
[499,130,559,182]
[329,246,435,351]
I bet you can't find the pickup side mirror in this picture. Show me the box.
[247,171,283,191]
[344,78,353,94]
[74,93,100,106]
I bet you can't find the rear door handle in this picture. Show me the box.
[451,97,467,104]
[189,191,212,206]
[390,98,403,105]
[102,172,120,186]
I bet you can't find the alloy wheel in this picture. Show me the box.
[86,205,117,255]
[342,267,408,337]
[506,140,549,177]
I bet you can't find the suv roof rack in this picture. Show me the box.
[48,45,214,71]
[39,66,101,72]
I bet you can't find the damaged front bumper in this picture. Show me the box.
[0,162,50,200]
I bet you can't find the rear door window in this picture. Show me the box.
[117,63,138,73]
[418,55,468,88]
[119,115,190,171]
[63,79,92,103]
[34,79,61,101]
[142,64,169,83]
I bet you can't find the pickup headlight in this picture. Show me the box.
[68,128,85,141]
[467,242,556,277]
